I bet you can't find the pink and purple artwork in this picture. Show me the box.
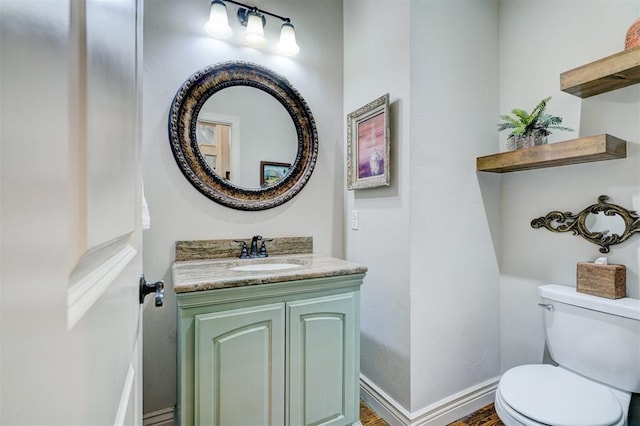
[357,112,385,179]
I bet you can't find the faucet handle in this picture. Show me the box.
[259,239,273,257]
[233,240,249,258]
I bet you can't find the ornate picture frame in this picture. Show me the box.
[347,94,390,190]
[260,161,291,187]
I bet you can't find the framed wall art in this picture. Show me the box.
[346,93,390,190]
[260,161,291,187]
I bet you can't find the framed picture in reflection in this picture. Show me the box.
[260,161,291,187]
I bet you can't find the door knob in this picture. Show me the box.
[139,275,164,307]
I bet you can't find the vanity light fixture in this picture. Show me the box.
[204,0,300,56]
[242,10,266,47]
[276,22,299,56]
[204,0,233,39]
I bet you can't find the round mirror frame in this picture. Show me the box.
[168,61,318,211]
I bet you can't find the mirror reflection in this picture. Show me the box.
[585,211,626,236]
[197,87,297,189]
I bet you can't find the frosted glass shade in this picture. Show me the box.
[243,12,265,47]
[204,0,232,39]
[276,22,300,56]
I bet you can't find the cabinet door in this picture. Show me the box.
[287,292,360,426]
[195,303,285,425]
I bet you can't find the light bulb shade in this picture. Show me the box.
[276,22,300,56]
[243,12,265,47]
[204,0,233,39]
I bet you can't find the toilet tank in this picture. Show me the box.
[539,284,640,393]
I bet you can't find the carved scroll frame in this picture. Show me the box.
[531,195,640,253]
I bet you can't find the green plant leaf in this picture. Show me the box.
[511,108,530,121]
[497,96,573,138]
[499,115,520,126]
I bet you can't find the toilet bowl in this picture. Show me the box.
[495,364,629,426]
[496,284,640,426]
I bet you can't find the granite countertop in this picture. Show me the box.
[172,253,367,293]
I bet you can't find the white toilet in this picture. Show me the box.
[495,284,640,426]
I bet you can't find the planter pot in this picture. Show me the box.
[507,132,548,150]
[626,17,640,50]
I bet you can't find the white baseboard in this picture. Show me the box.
[360,374,500,426]
[360,375,411,426]
[143,406,175,426]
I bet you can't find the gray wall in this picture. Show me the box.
[346,0,639,420]
[141,0,344,413]
[498,0,640,373]
[344,0,413,409]
[344,0,501,418]
[408,0,501,412]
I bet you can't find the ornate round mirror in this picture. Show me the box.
[168,61,318,210]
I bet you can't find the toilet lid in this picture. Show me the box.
[499,365,622,426]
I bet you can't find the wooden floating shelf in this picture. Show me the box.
[561,46,640,98]
[476,134,626,173]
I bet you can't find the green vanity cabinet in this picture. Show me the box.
[287,292,359,426]
[176,273,365,426]
[195,303,286,425]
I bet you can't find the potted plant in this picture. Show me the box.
[498,96,573,150]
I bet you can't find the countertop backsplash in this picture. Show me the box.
[174,236,313,261]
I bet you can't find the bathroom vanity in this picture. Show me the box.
[173,250,367,426]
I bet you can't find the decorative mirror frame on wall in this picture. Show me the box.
[531,195,640,253]
[168,61,318,210]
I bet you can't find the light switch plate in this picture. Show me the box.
[351,210,359,230]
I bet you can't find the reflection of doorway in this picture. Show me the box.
[196,113,240,182]
[196,120,230,178]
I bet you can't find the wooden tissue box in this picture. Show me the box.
[576,262,626,299]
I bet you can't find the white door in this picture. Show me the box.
[0,0,152,424]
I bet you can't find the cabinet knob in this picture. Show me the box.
[139,274,164,307]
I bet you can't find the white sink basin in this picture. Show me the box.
[230,263,303,272]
